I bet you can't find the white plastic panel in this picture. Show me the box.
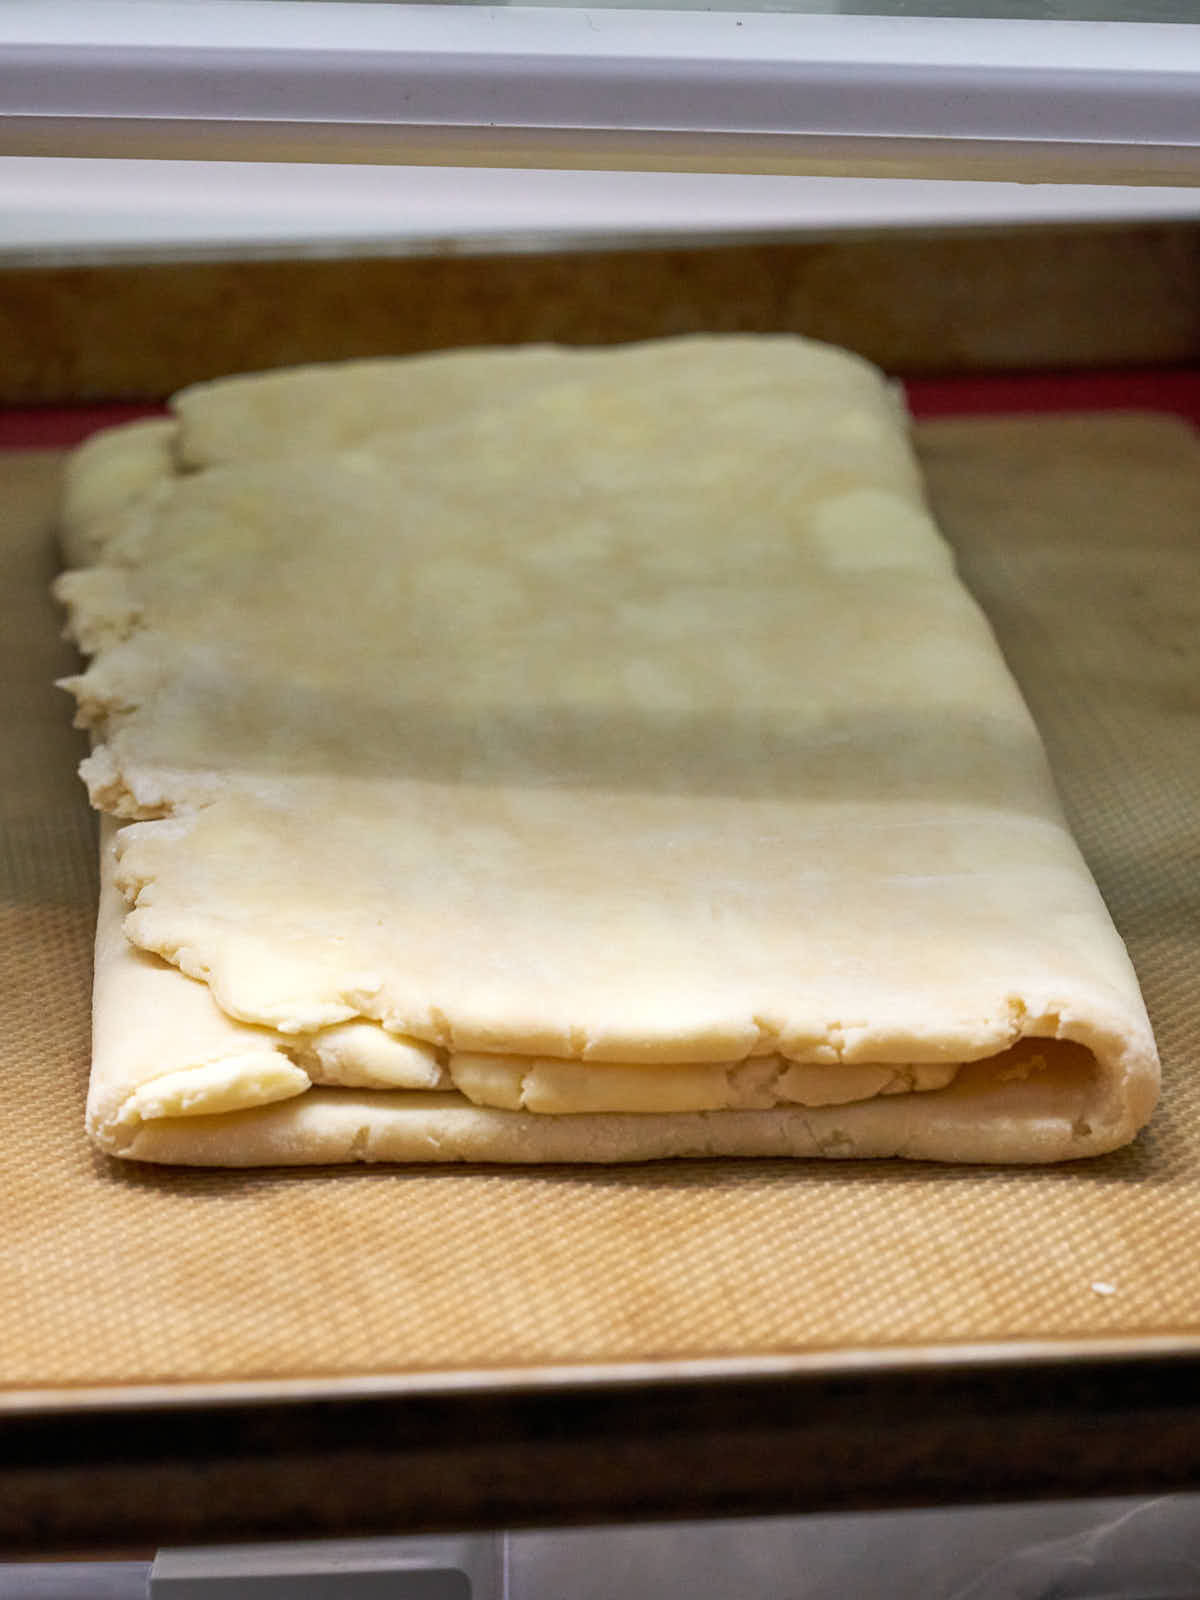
[150,1536,501,1598]
[1,2,1199,181]
[6,1499,1199,1598]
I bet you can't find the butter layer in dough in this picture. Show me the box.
[61,336,1160,1162]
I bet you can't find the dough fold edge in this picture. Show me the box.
[88,822,1158,1165]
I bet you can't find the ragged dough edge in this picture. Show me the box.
[54,336,929,826]
[54,566,144,657]
[90,823,455,1145]
[87,820,312,1146]
[58,416,179,569]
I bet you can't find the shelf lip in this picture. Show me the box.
[3,120,1198,187]
[6,1332,1200,1420]
[6,1342,1200,1553]
[3,7,1200,169]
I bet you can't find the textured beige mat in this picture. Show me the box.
[1,412,1198,1394]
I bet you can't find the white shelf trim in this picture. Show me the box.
[4,6,1200,136]
[3,4,1199,177]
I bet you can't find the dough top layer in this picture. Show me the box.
[57,336,1158,1154]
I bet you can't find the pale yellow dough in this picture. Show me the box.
[58,416,177,569]
[61,336,1160,1164]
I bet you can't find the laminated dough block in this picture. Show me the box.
[55,336,1160,1165]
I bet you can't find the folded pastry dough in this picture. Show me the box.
[91,819,1135,1166]
[59,336,1160,1165]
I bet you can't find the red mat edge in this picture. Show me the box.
[2,369,1199,451]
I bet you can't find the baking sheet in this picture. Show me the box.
[1,412,1198,1398]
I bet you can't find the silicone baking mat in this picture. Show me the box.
[1,411,1197,1396]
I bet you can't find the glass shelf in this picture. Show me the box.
[2,1,1199,183]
